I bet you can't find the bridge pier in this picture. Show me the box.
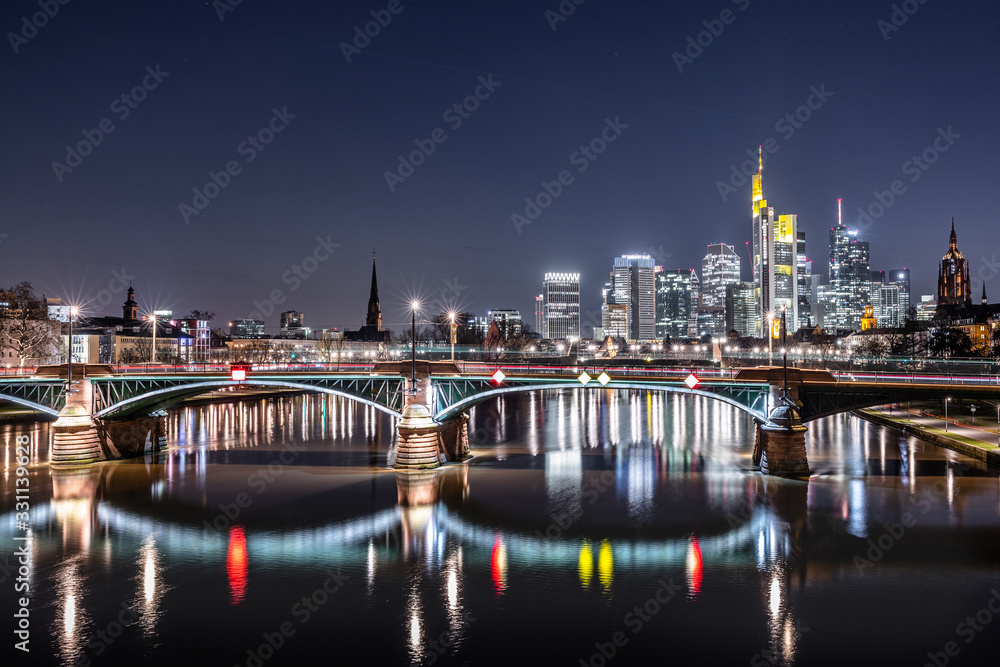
[394,406,470,470]
[755,403,810,478]
[50,374,168,467]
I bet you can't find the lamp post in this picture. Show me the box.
[67,306,78,392]
[411,301,419,392]
[944,397,950,432]
[449,311,456,363]
[767,312,774,366]
[150,312,157,367]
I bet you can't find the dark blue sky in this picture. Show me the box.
[2,0,998,333]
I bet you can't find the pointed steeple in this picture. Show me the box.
[983,281,988,306]
[365,252,382,331]
[949,218,957,250]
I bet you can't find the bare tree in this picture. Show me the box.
[186,309,216,321]
[0,282,59,368]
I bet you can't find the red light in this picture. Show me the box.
[231,369,246,381]
[227,526,248,605]
[492,369,506,384]
[686,537,703,599]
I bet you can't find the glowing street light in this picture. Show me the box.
[944,397,950,432]
[67,306,78,393]
[411,301,419,389]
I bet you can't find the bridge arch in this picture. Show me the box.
[94,379,404,420]
[0,392,60,417]
[433,381,768,422]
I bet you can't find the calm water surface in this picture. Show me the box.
[2,390,999,666]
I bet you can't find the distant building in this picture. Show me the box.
[486,309,522,339]
[828,199,870,330]
[655,268,694,339]
[796,231,812,329]
[534,294,544,336]
[179,318,211,360]
[345,255,391,343]
[937,219,973,313]
[279,310,311,339]
[916,295,937,321]
[612,254,656,340]
[44,296,70,322]
[888,268,911,318]
[751,154,799,336]
[700,244,740,308]
[542,273,580,340]
[230,319,266,338]
[725,282,756,337]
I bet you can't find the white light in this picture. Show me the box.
[578,371,592,386]
[598,372,611,386]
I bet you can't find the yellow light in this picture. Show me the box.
[598,539,613,592]
[578,541,594,589]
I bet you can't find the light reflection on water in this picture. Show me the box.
[1,390,999,665]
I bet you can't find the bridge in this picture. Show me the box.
[3,362,1000,475]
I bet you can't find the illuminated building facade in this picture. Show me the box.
[828,200,870,331]
[701,244,741,308]
[542,273,580,340]
[937,219,972,309]
[611,255,655,340]
[751,151,798,337]
[725,282,756,337]
[655,268,694,339]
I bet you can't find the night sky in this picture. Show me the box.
[2,0,998,334]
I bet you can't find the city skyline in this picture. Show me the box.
[2,2,997,331]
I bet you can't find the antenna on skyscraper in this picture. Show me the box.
[758,145,762,174]
[837,198,842,226]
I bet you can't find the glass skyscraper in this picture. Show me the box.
[542,273,580,340]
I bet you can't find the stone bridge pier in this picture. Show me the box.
[739,368,826,479]
[47,364,168,467]
[374,360,471,470]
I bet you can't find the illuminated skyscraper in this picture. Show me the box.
[828,199,870,330]
[725,282,756,337]
[534,294,544,336]
[542,273,580,340]
[701,243,741,308]
[611,255,655,340]
[751,150,798,337]
[655,268,694,339]
[796,231,812,329]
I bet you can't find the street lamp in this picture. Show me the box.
[67,306,78,393]
[410,301,419,391]
[448,311,456,363]
[944,397,950,432]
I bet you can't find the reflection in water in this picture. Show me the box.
[578,540,594,589]
[226,526,248,605]
[686,537,703,600]
[3,390,1000,665]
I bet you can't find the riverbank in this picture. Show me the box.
[855,408,1000,466]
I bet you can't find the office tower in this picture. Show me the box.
[701,244,741,308]
[828,199,870,330]
[751,150,798,336]
[655,269,694,339]
[725,282,757,337]
[887,268,911,319]
[796,231,812,329]
[687,270,700,337]
[534,294,543,336]
[937,219,972,308]
[873,283,902,328]
[486,309,522,339]
[542,273,580,340]
[612,255,655,340]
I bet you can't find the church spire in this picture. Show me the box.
[983,281,988,306]
[950,217,957,250]
[365,251,382,331]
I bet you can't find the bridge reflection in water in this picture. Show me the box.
[2,390,999,665]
